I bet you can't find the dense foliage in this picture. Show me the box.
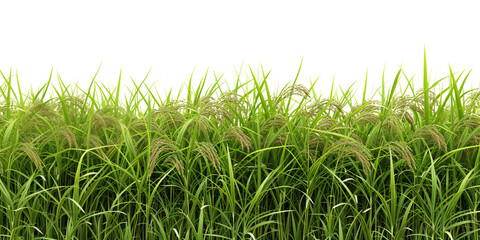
[1,61,480,239]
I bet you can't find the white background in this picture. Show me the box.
[1,0,479,101]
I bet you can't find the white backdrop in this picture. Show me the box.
[1,0,479,101]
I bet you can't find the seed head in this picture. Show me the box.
[17,142,42,169]
[149,137,181,176]
[412,125,447,152]
[305,98,344,117]
[327,138,372,174]
[195,142,221,172]
[383,141,416,171]
[224,126,252,152]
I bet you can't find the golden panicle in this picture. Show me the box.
[382,115,401,136]
[224,126,252,152]
[194,96,233,123]
[128,117,162,134]
[218,91,249,113]
[97,106,126,116]
[262,114,287,131]
[187,115,213,138]
[351,101,380,114]
[153,101,187,128]
[454,115,480,131]
[464,134,480,149]
[395,110,415,127]
[162,154,184,177]
[414,88,439,106]
[200,95,215,105]
[16,101,62,135]
[60,128,78,148]
[42,126,78,148]
[276,84,311,101]
[218,92,242,105]
[17,142,42,169]
[349,133,364,143]
[408,104,424,117]
[92,113,107,130]
[351,101,381,126]
[197,96,216,117]
[353,112,380,125]
[26,101,61,120]
[412,125,447,152]
[0,102,14,115]
[393,96,424,118]
[86,135,108,159]
[148,137,181,176]
[467,91,480,110]
[452,115,480,149]
[316,117,341,133]
[209,100,233,124]
[92,111,121,132]
[327,138,372,174]
[165,100,188,111]
[305,98,344,117]
[154,109,186,128]
[384,141,416,171]
[54,95,88,120]
[195,142,221,172]
[308,134,326,150]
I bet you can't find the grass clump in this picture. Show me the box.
[1,57,480,239]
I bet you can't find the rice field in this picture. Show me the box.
[1,59,480,239]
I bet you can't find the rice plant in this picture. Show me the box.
[1,57,480,239]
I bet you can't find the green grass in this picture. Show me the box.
[1,57,480,239]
